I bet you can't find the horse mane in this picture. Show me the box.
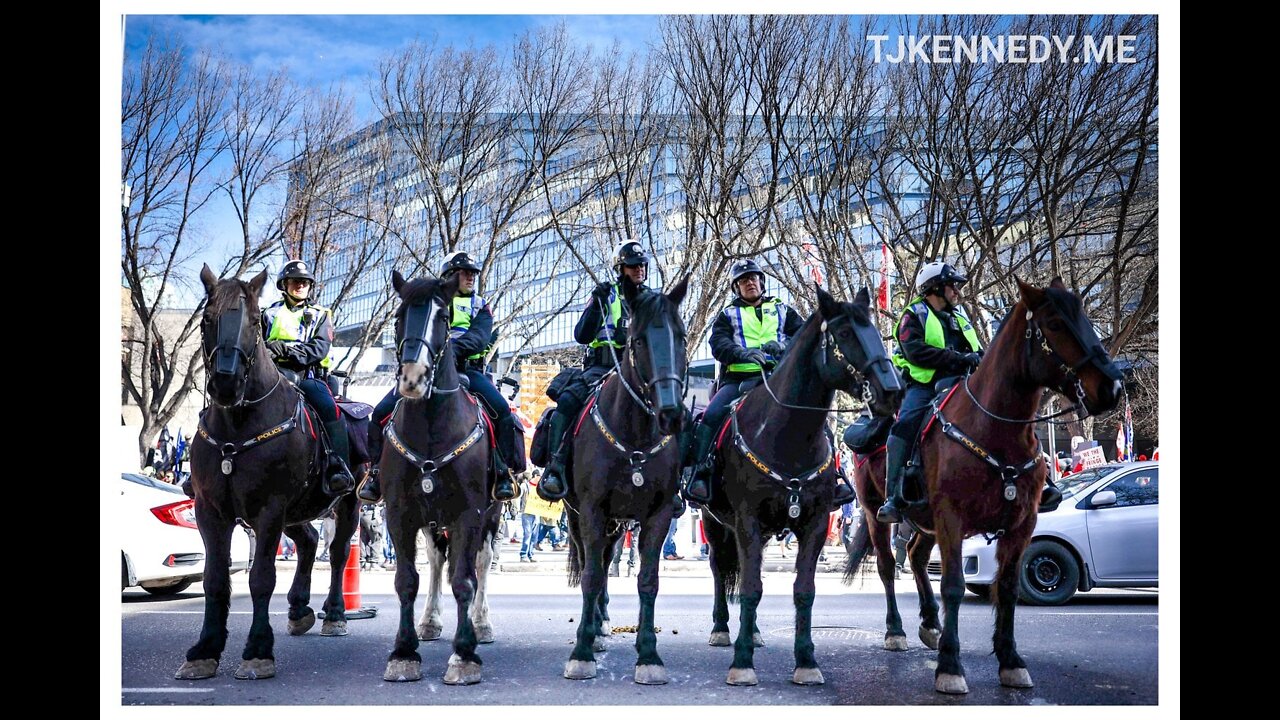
[208,277,263,315]
[397,277,444,307]
[627,288,681,333]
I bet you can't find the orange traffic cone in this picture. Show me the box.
[342,534,377,620]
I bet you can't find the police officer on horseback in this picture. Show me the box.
[536,240,650,502]
[681,258,860,507]
[263,260,355,496]
[358,251,521,503]
[876,261,983,522]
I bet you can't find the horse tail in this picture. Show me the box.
[841,517,873,585]
[566,536,582,587]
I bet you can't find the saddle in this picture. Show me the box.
[843,415,893,454]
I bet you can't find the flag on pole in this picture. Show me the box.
[878,242,891,310]
[1116,398,1135,462]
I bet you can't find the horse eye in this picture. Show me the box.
[1047,319,1065,332]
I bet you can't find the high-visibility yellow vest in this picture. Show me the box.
[588,285,625,349]
[449,293,487,361]
[266,302,334,369]
[891,297,981,384]
[725,299,784,374]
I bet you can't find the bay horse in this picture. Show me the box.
[380,271,503,685]
[175,266,361,681]
[561,275,689,684]
[701,286,901,686]
[880,278,1123,694]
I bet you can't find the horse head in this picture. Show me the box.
[1016,277,1123,416]
[199,264,270,408]
[620,274,690,436]
[815,285,903,417]
[392,270,460,400]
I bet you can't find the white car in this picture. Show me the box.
[928,461,1159,605]
[120,472,251,595]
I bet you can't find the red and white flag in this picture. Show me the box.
[878,242,891,310]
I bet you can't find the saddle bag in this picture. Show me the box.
[529,407,556,468]
[842,415,893,454]
[545,368,583,402]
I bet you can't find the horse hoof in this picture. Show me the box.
[598,621,612,635]
[884,635,909,652]
[1000,667,1034,688]
[792,667,825,685]
[935,673,969,694]
[234,658,276,680]
[592,636,608,653]
[564,660,597,680]
[727,668,758,686]
[634,664,668,685]
[919,625,941,651]
[475,625,495,644]
[708,631,731,647]
[418,624,443,641]
[752,632,765,648]
[443,655,482,685]
[383,658,422,682]
[320,619,348,637]
[286,611,316,636]
[174,658,218,680]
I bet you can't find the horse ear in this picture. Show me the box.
[855,286,871,307]
[200,264,218,296]
[816,283,840,319]
[441,273,460,302]
[247,269,269,298]
[1049,276,1068,291]
[392,270,406,296]
[1016,276,1044,305]
[667,274,690,305]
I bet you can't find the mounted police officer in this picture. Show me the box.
[536,240,650,502]
[876,261,984,522]
[357,251,521,503]
[681,259,861,507]
[263,260,355,496]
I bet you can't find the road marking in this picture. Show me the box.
[1038,612,1157,616]
[124,611,289,615]
[123,688,214,693]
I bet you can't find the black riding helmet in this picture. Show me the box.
[277,260,315,291]
[729,259,766,295]
[440,250,482,278]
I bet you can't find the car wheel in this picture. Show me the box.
[142,579,194,596]
[965,583,991,600]
[1019,540,1079,606]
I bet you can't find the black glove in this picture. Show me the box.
[266,340,290,358]
[591,281,613,302]
[742,349,769,368]
[761,340,785,358]
[959,351,981,370]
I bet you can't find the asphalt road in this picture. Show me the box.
[120,556,1159,706]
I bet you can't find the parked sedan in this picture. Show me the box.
[928,461,1159,605]
[120,472,251,595]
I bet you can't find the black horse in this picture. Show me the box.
[561,275,690,684]
[701,286,901,686]
[175,266,361,681]
[380,272,504,685]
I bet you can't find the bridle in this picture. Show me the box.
[757,311,887,414]
[397,298,461,399]
[596,296,687,419]
[203,295,279,408]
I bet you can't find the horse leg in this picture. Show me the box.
[470,527,495,644]
[706,518,733,647]
[443,524,483,685]
[727,520,765,686]
[633,510,670,684]
[283,521,318,636]
[176,514,235,680]
[909,531,942,650]
[868,514,907,651]
[235,515,285,680]
[320,496,358,636]
[565,508,606,680]
[933,517,968,694]
[383,512,423,682]
[790,516,826,685]
[416,531,445,641]
[993,527,1034,689]
[597,528,621,636]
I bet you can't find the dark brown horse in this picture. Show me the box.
[176,266,361,681]
[379,272,502,685]
[701,286,901,686]
[882,278,1122,694]
[562,275,689,684]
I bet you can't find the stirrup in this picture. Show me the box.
[357,468,381,503]
[493,471,519,502]
[682,476,711,505]
[537,470,568,501]
[876,498,903,523]
[324,459,356,497]
[831,481,856,511]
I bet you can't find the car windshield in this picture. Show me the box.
[1059,464,1124,499]
[122,472,185,495]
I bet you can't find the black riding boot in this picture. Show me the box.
[1039,477,1064,513]
[323,419,356,496]
[537,410,571,501]
[831,464,856,510]
[876,435,910,523]
[681,423,717,505]
[492,413,522,501]
[357,421,384,503]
